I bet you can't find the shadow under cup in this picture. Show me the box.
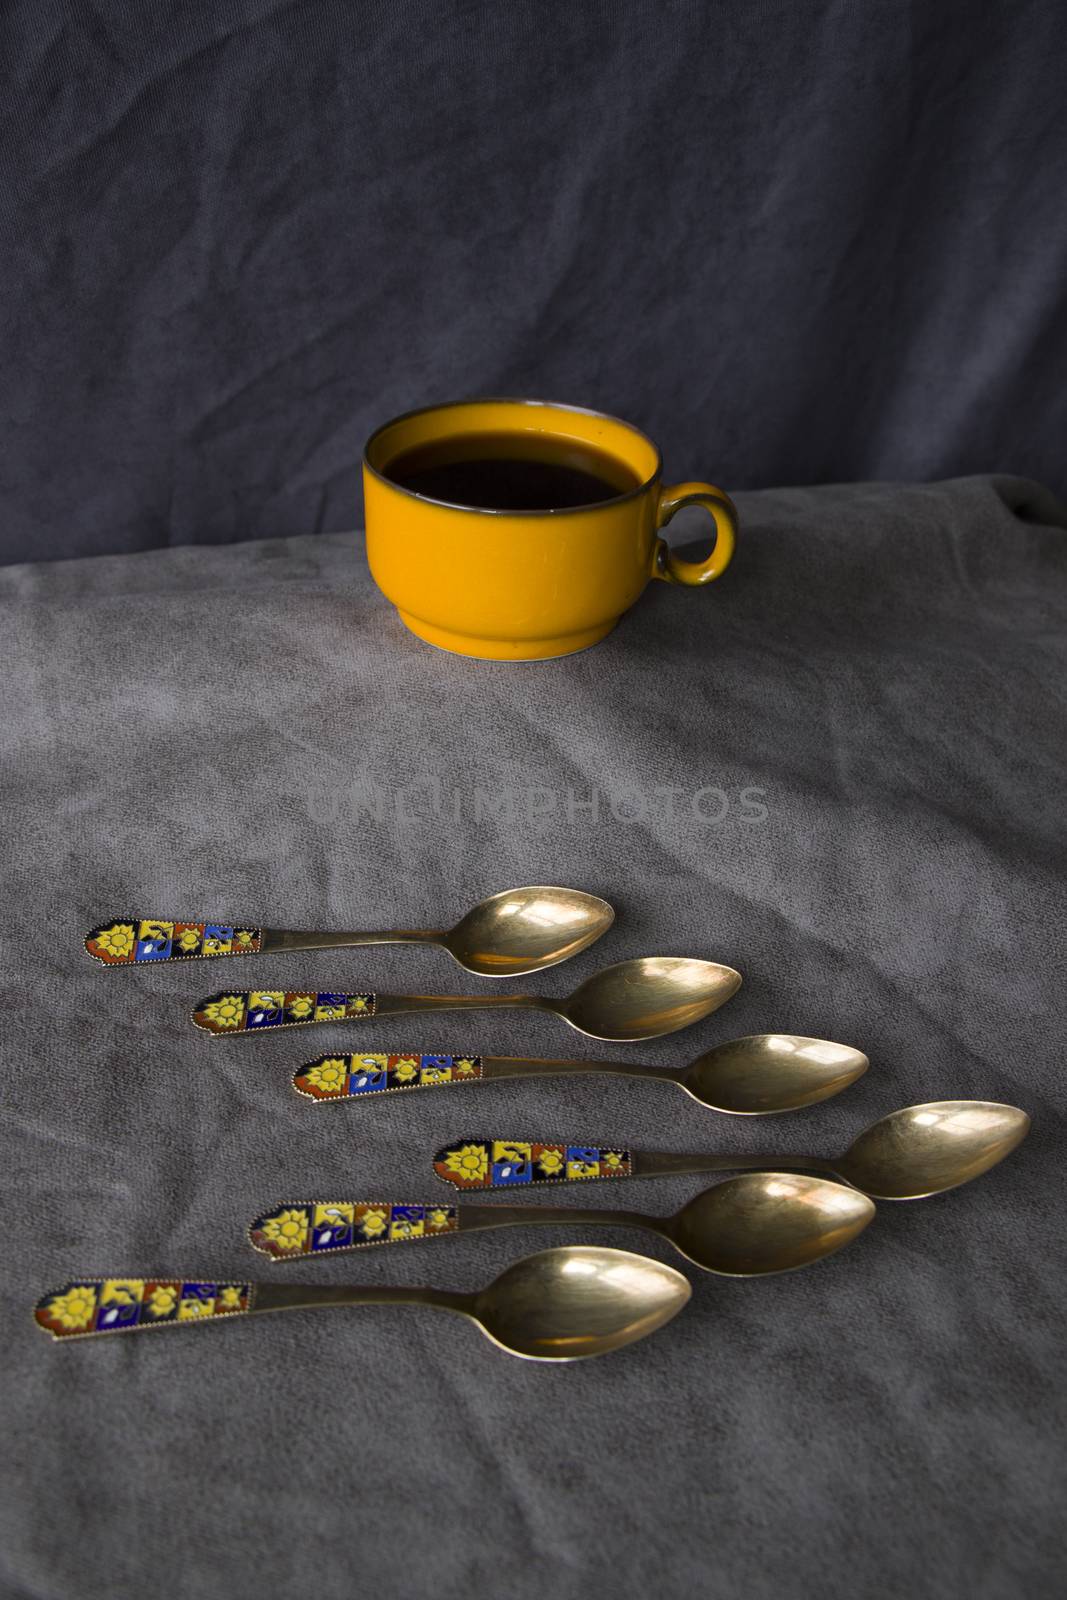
[363,398,734,662]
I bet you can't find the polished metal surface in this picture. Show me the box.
[553,956,742,1041]
[438,885,614,975]
[665,1173,874,1273]
[828,1100,1032,1199]
[469,1245,691,1360]
[680,1034,869,1113]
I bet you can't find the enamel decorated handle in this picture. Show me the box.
[34,1277,457,1339]
[192,990,543,1034]
[250,1201,461,1257]
[193,990,376,1033]
[433,1139,633,1189]
[295,1052,485,1097]
[85,920,442,965]
[87,920,266,964]
[35,1277,254,1338]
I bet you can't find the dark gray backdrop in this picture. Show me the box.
[2,0,1066,565]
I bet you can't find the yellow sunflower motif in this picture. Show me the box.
[428,1209,453,1230]
[202,995,245,1029]
[218,1286,244,1311]
[260,1209,309,1253]
[234,930,256,949]
[177,927,202,952]
[602,1151,626,1170]
[286,995,315,1020]
[305,1058,348,1094]
[359,1209,389,1238]
[392,1057,418,1083]
[95,923,135,960]
[443,1144,489,1183]
[537,1148,565,1176]
[348,996,371,1014]
[48,1284,98,1332]
[453,1058,478,1077]
[145,1285,178,1318]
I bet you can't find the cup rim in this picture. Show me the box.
[362,397,663,516]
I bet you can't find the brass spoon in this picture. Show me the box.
[250,1173,875,1276]
[294,1033,868,1114]
[34,1245,690,1362]
[433,1101,1031,1199]
[86,885,615,976]
[192,956,743,1042]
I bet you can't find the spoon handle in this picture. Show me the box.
[248,1199,646,1258]
[85,919,446,966]
[34,1275,469,1339]
[431,1138,838,1190]
[192,990,547,1035]
[293,1051,682,1101]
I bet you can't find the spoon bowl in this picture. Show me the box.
[471,1245,692,1360]
[443,886,615,976]
[682,1034,869,1113]
[835,1100,1031,1199]
[667,1173,875,1274]
[560,956,742,1041]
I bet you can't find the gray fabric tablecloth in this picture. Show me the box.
[2,477,1064,1599]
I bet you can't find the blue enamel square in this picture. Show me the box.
[421,1054,452,1072]
[182,1282,217,1304]
[135,936,172,961]
[391,1205,425,1225]
[492,1156,533,1185]
[316,992,348,1009]
[203,925,234,943]
[311,1213,353,1251]
[96,1296,142,1330]
[566,1146,601,1165]
[246,1004,284,1028]
[349,1064,388,1092]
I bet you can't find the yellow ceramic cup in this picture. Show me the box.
[363,398,737,661]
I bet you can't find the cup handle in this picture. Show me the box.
[652,481,737,585]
